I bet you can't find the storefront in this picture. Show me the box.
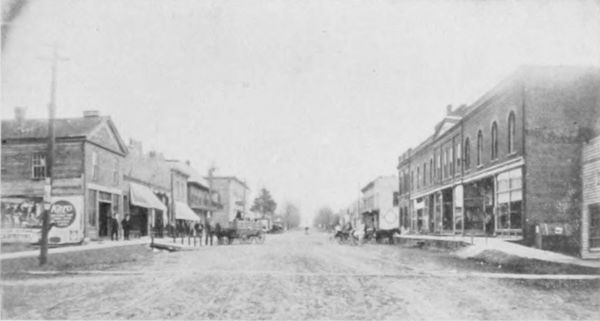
[127,183,167,237]
[495,168,523,236]
[174,201,201,234]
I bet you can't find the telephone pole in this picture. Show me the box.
[39,44,68,265]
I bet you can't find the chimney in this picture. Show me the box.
[83,110,100,118]
[14,107,26,122]
[446,104,453,115]
[186,160,191,166]
[128,139,143,156]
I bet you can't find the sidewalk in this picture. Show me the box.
[395,234,600,269]
[0,238,150,260]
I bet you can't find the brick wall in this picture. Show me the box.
[523,70,600,249]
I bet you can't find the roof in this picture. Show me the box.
[168,161,209,189]
[2,117,105,140]
[1,116,128,154]
[207,176,250,190]
[361,175,398,193]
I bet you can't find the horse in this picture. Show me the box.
[214,223,236,245]
[374,228,401,244]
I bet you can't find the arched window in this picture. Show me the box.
[464,138,470,169]
[491,122,498,160]
[477,130,483,166]
[508,111,515,154]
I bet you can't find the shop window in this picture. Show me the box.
[590,204,600,248]
[88,189,97,226]
[32,152,46,179]
[464,138,471,169]
[496,169,522,230]
[477,130,483,166]
[491,122,498,160]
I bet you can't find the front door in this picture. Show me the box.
[98,202,111,237]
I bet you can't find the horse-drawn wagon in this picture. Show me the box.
[215,220,265,245]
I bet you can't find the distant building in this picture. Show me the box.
[1,109,128,242]
[207,176,249,226]
[167,160,221,224]
[361,175,399,230]
[582,135,600,259]
[122,140,170,237]
[397,66,600,255]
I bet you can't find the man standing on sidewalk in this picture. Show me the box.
[122,214,131,240]
[110,213,119,241]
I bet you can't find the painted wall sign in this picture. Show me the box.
[50,200,77,228]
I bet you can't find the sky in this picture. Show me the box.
[2,0,600,225]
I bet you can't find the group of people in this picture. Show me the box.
[109,213,132,241]
[166,219,217,246]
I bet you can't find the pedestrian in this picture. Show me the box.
[110,212,119,241]
[122,214,131,240]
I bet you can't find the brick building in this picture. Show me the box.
[1,109,128,242]
[397,67,600,254]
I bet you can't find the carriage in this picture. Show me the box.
[216,220,265,245]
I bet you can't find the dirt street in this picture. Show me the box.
[2,231,599,320]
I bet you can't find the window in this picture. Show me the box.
[438,150,442,180]
[416,166,420,189]
[423,162,427,186]
[410,171,414,191]
[455,142,461,175]
[464,138,471,170]
[508,111,516,154]
[491,122,498,160]
[429,158,433,183]
[433,151,437,181]
[113,159,119,184]
[88,189,97,227]
[443,149,448,178]
[477,130,483,166]
[393,192,399,207]
[32,152,46,179]
[92,152,99,181]
[449,145,454,176]
[590,204,600,248]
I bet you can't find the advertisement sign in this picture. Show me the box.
[48,196,84,244]
[1,196,84,244]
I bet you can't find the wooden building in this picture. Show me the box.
[1,109,128,242]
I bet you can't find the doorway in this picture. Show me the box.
[98,202,112,237]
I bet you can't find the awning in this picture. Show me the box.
[175,201,200,221]
[130,183,167,212]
